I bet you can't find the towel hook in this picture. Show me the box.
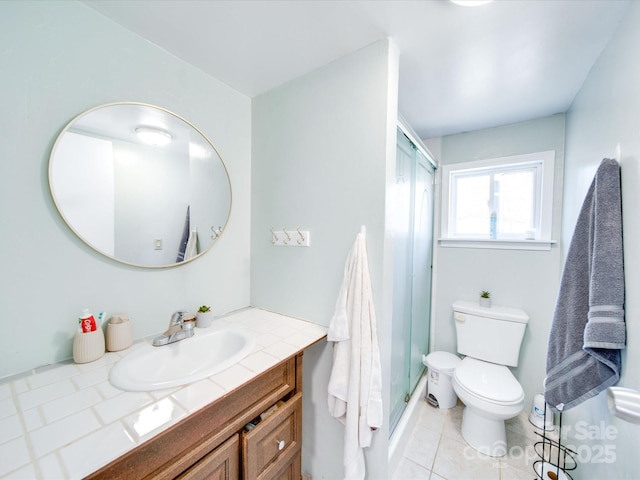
[296,227,306,245]
[270,227,278,245]
[211,225,223,240]
[283,228,291,245]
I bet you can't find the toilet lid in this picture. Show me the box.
[426,352,461,374]
[454,357,524,404]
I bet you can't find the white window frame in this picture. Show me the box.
[440,151,556,251]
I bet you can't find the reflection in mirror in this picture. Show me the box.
[49,103,231,268]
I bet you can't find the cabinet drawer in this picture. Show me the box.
[243,393,302,480]
[178,434,239,480]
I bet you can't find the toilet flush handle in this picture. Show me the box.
[454,313,465,322]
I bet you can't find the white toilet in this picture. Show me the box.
[450,300,529,457]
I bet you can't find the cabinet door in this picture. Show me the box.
[178,434,239,480]
[271,450,301,480]
[243,393,302,480]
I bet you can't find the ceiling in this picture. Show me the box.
[82,0,630,139]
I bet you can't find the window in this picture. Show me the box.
[440,151,555,250]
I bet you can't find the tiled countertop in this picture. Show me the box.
[0,308,327,479]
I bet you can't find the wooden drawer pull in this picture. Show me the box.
[277,440,286,451]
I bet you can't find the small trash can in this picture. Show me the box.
[422,352,461,409]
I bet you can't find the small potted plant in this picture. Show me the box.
[479,290,491,308]
[196,305,214,328]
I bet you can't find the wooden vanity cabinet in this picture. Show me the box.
[242,393,302,479]
[86,354,303,480]
[178,434,240,480]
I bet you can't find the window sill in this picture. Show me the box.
[438,238,557,251]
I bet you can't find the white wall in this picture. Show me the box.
[251,39,399,479]
[0,1,251,378]
[562,3,640,478]
[431,114,565,405]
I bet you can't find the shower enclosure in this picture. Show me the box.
[389,127,436,434]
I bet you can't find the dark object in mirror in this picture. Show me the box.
[49,103,231,267]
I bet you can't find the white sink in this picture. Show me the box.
[109,328,256,391]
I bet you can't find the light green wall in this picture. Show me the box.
[0,1,252,378]
[563,2,640,478]
[432,114,566,405]
[251,39,399,479]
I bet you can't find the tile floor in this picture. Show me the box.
[393,399,549,480]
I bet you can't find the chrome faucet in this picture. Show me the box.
[152,310,194,346]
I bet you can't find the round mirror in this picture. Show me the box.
[49,102,232,268]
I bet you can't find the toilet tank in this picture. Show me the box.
[453,300,529,367]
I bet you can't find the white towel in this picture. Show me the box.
[184,228,198,260]
[327,228,383,480]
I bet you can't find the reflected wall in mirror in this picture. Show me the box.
[49,103,232,268]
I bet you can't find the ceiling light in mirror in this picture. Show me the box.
[450,0,493,6]
[135,126,172,146]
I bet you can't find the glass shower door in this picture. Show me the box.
[389,129,435,435]
[409,151,434,391]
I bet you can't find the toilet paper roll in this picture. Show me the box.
[529,393,554,430]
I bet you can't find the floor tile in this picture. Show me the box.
[431,435,501,480]
[403,420,441,471]
[393,457,431,480]
[393,399,551,480]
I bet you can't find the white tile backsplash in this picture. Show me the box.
[0,308,327,479]
[284,330,323,348]
[254,332,281,347]
[94,392,154,425]
[0,383,10,400]
[210,363,254,391]
[21,407,44,432]
[170,379,225,412]
[59,422,135,479]
[123,397,187,441]
[26,363,79,390]
[71,365,113,390]
[240,350,281,374]
[0,414,22,444]
[30,409,101,458]
[36,453,66,480]
[263,341,300,360]
[0,437,31,477]
[0,396,17,420]
[17,379,76,411]
[40,387,102,424]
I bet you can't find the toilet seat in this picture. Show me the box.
[454,357,524,405]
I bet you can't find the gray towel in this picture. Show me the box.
[176,206,190,262]
[544,158,625,412]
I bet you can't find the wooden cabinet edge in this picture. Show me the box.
[86,353,302,480]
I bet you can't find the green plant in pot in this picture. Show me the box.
[479,290,491,308]
[196,305,214,328]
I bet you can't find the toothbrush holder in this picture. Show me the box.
[73,329,105,364]
[106,314,133,352]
